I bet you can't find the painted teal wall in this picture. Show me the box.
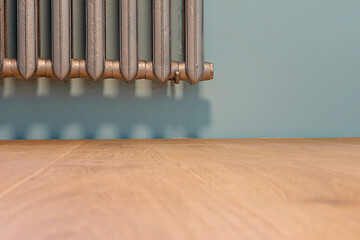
[0,0,360,139]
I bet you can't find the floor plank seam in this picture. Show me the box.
[0,141,85,200]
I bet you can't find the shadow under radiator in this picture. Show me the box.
[0,79,210,139]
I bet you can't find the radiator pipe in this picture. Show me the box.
[0,58,213,83]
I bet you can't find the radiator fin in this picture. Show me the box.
[17,0,38,80]
[185,0,204,84]
[0,0,5,76]
[52,0,72,81]
[153,0,171,83]
[120,0,138,82]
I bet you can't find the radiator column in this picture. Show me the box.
[86,0,106,81]
[120,0,138,82]
[51,0,72,81]
[0,0,5,76]
[17,0,39,81]
[185,0,204,84]
[153,0,171,83]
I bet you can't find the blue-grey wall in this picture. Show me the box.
[0,0,359,139]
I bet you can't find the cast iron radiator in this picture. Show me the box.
[0,0,213,84]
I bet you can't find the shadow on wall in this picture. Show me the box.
[0,79,210,139]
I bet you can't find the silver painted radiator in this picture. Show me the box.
[0,0,213,85]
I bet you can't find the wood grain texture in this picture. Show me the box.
[0,138,359,240]
[0,140,83,195]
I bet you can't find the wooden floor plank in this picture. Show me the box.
[0,140,84,196]
[0,139,359,240]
